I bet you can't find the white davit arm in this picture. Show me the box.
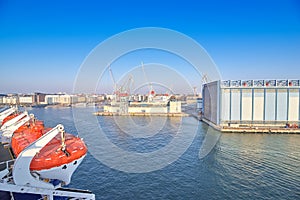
[1,114,32,138]
[0,107,18,122]
[13,124,64,189]
[1,111,29,131]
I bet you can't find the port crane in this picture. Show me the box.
[108,65,134,114]
[141,62,156,102]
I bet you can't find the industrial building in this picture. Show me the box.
[202,80,300,132]
[103,101,181,114]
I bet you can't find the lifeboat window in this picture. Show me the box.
[62,165,67,170]
[73,161,77,165]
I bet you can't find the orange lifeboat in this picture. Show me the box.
[2,113,19,125]
[11,122,87,172]
[14,119,44,133]
[1,109,88,185]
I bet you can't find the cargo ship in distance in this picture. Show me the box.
[0,106,95,200]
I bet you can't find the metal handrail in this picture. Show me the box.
[0,159,15,171]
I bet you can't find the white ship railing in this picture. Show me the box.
[0,159,95,200]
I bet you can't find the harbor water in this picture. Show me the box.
[29,107,300,200]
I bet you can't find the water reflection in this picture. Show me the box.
[29,107,300,199]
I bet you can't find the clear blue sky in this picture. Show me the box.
[0,0,300,93]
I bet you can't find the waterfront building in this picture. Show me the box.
[103,101,182,114]
[0,94,5,104]
[103,93,182,114]
[59,94,71,105]
[45,94,60,105]
[186,95,199,104]
[202,80,300,129]
[19,95,35,105]
[105,94,115,101]
[35,93,47,105]
[169,101,182,113]
[2,95,18,105]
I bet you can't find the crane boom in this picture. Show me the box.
[108,65,117,92]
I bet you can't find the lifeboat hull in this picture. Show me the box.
[35,155,85,185]
[11,126,87,184]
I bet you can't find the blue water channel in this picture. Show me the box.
[29,107,300,200]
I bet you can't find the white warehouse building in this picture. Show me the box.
[202,80,300,128]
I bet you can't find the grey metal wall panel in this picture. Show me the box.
[221,89,230,121]
[288,89,299,121]
[277,89,288,121]
[203,81,218,124]
[241,89,252,121]
[231,89,240,121]
[253,89,264,121]
[265,89,276,121]
[203,84,211,121]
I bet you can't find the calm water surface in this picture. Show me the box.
[30,107,300,200]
